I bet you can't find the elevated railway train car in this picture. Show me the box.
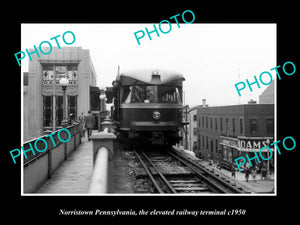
[111,68,185,147]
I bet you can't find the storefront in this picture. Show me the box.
[219,136,239,169]
[220,136,274,170]
[238,136,274,170]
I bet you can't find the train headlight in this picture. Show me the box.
[153,111,161,120]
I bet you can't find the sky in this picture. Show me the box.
[21,23,276,107]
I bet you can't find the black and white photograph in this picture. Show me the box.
[21,23,276,196]
[4,4,298,224]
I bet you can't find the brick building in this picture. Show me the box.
[196,103,274,170]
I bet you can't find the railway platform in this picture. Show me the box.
[36,133,134,194]
[37,136,93,194]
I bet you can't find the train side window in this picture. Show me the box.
[176,87,182,103]
[121,86,131,103]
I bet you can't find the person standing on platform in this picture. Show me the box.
[79,112,85,138]
[85,110,95,141]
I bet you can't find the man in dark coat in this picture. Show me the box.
[245,167,250,182]
[85,110,95,141]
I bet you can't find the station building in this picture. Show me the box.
[23,47,98,141]
[195,102,274,170]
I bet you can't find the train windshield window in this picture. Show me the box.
[121,85,155,103]
[158,86,181,103]
[121,85,181,103]
[131,85,155,103]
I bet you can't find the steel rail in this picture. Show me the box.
[133,150,163,193]
[140,151,177,194]
[168,151,227,193]
[168,151,243,193]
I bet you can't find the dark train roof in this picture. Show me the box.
[116,68,184,85]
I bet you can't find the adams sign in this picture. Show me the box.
[238,137,274,152]
[220,136,274,152]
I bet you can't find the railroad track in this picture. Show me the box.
[133,150,212,194]
[167,150,244,194]
[133,149,245,194]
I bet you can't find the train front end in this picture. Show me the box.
[112,69,185,147]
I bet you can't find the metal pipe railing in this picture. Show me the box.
[88,117,116,194]
[88,147,110,193]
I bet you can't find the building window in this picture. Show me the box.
[266,118,274,136]
[202,116,204,128]
[240,118,244,134]
[193,114,197,121]
[193,141,197,150]
[215,117,217,131]
[68,95,77,121]
[206,136,208,149]
[220,117,223,131]
[23,73,28,86]
[42,65,55,85]
[206,116,208,129]
[232,118,235,133]
[43,96,52,127]
[225,118,229,133]
[210,117,213,129]
[193,127,197,135]
[67,65,78,85]
[67,64,78,71]
[215,138,219,153]
[42,64,78,86]
[56,96,64,126]
[43,95,78,128]
[250,118,258,135]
